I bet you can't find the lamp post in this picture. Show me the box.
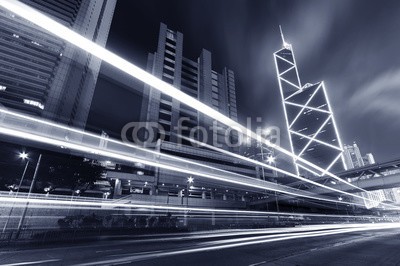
[184,176,193,227]
[2,152,30,233]
[258,141,280,222]
[264,149,279,218]
[187,176,194,206]
[15,153,42,240]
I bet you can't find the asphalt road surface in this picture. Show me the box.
[1,223,400,265]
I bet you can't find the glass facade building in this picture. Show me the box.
[0,0,116,128]
[274,32,345,176]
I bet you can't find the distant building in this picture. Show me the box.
[343,142,367,169]
[363,153,376,165]
[343,142,376,169]
[343,142,390,208]
[273,27,345,176]
[0,0,116,129]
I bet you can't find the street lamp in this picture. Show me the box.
[263,128,271,136]
[186,176,194,205]
[266,155,275,164]
[19,152,28,160]
[2,152,30,233]
[15,153,42,239]
[184,176,194,227]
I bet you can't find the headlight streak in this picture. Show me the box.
[76,223,400,265]
[0,0,374,202]
[1,105,392,209]
[0,109,348,206]
[179,135,396,208]
[74,224,382,245]
[0,119,367,207]
[0,195,384,219]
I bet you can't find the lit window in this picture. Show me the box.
[31,41,42,46]
[0,85,6,91]
[23,99,44,110]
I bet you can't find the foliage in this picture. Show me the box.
[40,155,105,191]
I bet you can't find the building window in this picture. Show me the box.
[23,99,44,110]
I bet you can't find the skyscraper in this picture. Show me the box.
[0,0,116,128]
[343,142,371,169]
[140,23,238,151]
[274,27,345,176]
[342,142,386,208]
[105,23,261,202]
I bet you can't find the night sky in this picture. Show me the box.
[89,0,400,163]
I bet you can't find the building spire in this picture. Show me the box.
[279,25,291,50]
[279,25,285,45]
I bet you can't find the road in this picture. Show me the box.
[1,223,400,265]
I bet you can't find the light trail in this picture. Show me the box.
[0,108,386,210]
[0,0,371,201]
[180,135,396,208]
[0,112,364,207]
[0,259,62,266]
[76,223,400,265]
[0,195,381,219]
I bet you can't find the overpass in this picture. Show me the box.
[255,159,400,206]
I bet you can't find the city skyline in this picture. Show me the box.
[1,1,400,264]
[98,0,400,163]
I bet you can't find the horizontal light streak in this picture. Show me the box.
[180,136,395,208]
[0,195,381,218]
[78,223,400,265]
[0,125,357,206]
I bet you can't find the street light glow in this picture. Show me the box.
[188,176,194,184]
[19,152,28,160]
[266,156,275,164]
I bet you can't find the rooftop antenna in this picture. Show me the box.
[279,25,291,49]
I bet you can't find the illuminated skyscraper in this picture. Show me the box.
[274,27,345,176]
[0,0,116,128]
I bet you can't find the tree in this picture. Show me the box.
[40,155,105,193]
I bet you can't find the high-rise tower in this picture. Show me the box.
[0,0,116,128]
[274,26,346,176]
[141,23,238,151]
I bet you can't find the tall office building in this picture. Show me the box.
[0,0,116,128]
[273,27,345,176]
[104,23,262,203]
[140,23,238,151]
[343,142,375,169]
[342,142,389,208]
